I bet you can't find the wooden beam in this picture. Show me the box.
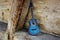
[16,0,30,30]
[7,0,23,40]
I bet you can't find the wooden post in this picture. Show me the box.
[16,0,30,30]
[7,0,23,40]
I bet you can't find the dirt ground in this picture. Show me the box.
[14,31,60,40]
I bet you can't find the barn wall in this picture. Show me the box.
[0,0,60,35]
[0,0,12,23]
[25,0,60,35]
[0,0,13,40]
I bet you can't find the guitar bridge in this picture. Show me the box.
[32,29,36,30]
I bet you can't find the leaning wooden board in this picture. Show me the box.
[7,0,23,40]
[16,0,30,30]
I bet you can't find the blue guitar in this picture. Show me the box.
[28,0,40,35]
[28,19,40,35]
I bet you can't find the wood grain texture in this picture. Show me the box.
[0,0,12,23]
[7,0,23,40]
[16,0,30,30]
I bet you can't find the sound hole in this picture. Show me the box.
[32,22,35,25]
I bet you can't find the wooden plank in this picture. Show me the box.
[16,0,30,30]
[7,0,23,40]
[0,32,8,40]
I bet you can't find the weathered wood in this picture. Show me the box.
[0,0,12,40]
[0,0,12,23]
[7,0,23,40]
[16,0,30,30]
[0,32,8,40]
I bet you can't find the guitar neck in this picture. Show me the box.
[30,0,35,19]
[31,7,34,19]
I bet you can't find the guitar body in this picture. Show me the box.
[28,19,40,35]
